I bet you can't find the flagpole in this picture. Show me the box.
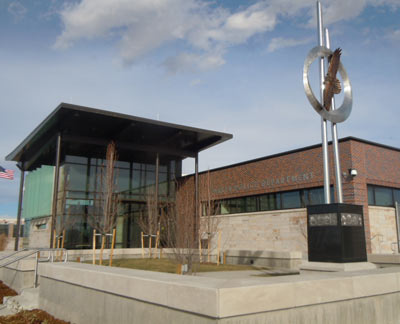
[15,164,25,251]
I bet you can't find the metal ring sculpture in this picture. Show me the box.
[303,46,352,123]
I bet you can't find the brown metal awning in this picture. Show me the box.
[6,103,232,170]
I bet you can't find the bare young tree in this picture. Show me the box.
[199,170,221,263]
[163,177,198,274]
[137,187,159,258]
[89,142,119,265]
[54,171,76,251]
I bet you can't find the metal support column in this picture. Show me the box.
[396,202,400,253]
[155,153,159,210]
[325,28,343,203]
[14,165,25,251]
[317,1,331,203]
[50,133,61,248]
[195,153,199,235]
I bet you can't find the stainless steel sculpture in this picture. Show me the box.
[303,46,353,124]
[303,1,353,203]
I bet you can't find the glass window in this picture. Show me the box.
[374,187,393,206]
[65,155,88,164]
[132,163,141,170]
[230,198,246,214]
[245,197,257,212]
[259,194,272,211]
[275,193,281,209]
[367,186,375,205]
[66,191,87,199]
[115,161,130,168]
[308,187,324,205]
[146,164,156,172]
[117,168,130,193]
[66,164,88,191]
[394,189,400,205]
[281,191,301,209]
[145,170,155,186]
[330,186,335,203]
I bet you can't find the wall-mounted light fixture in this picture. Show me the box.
[349,168,358,177]
[342,168,358,181]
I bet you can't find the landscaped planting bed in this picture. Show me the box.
[0,281,69,324]
[0,281,17,303]
[98,257,257,273]
[0,310,70,324]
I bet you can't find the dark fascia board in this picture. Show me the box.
[192,136,400,176]
[6,102,233,162]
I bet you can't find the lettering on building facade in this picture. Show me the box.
[212,172,314,195]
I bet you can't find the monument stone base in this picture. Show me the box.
[307,203,367,263]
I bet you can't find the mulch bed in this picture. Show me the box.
[0,281,70,324]
[0,309,70,324]
[0,281,17,304]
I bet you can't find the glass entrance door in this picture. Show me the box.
[116,202,146,248]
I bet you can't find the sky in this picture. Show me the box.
[0,0,399,218]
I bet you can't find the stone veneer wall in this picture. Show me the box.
[369,206,398,254]
[177,138,400,254]
[207,209,307,254]
[28,216,52,248]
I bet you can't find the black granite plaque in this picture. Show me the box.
[307,203,367,263]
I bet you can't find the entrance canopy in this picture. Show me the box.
[6,103,232,171]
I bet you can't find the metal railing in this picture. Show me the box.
[0,248,68,288]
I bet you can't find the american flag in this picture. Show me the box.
[0,166,14,180]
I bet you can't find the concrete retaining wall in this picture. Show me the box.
[38,262,400,324]
[225,249,302,270]
[0,259,36,293]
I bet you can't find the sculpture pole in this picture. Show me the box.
[325,28,343,203]
[317,1,331,203]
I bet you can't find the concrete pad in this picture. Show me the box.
[300,261,377,272]
[368,253,400,265]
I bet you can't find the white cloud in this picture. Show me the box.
[54,0,399,71]
[190,79,203,87]
[267,37,312,52]
[385,29,400,41]
[8,1,27,21]
[163,52,225,73]
[54,0,284,70]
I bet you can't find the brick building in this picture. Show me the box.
[7,104,400,256]
[191,137,400,255]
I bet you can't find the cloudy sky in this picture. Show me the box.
[1,0,399,218]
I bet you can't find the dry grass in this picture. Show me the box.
[98,258,257,274]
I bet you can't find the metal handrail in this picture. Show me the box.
[0,248,68,288]
[0,248,29,262]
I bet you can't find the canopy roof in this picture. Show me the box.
[6,103,232,171]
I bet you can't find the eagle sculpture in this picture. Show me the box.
[323,48,342,111]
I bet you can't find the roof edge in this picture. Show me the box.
[192,136,400,176]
